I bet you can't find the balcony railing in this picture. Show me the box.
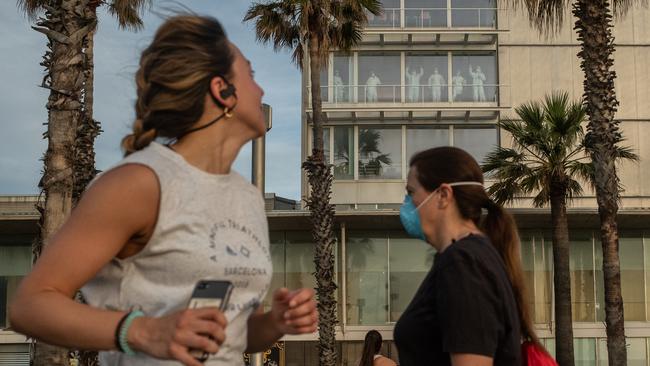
[367,7,498,29]
[310,84,503,105]
[368,7,401,28]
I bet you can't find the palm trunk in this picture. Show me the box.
[31,1,95,365]
[573,0,627,364]
[75,18,100,366]
[303,33,338,366]
[550,183,575,366]
[73,24,101,205]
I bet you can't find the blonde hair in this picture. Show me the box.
[121,15,233,155]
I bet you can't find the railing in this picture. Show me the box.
[404,7,448,28]
[367,8,401,28]
[311,84,502,104]
[366,7,498,29]
[450,7,498,28]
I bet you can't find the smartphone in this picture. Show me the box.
[187,280,233,362]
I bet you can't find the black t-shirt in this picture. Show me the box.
[394,234,521,366]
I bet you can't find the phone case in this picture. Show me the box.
[188,280,233,362]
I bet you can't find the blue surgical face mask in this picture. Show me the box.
[399,181,484,241]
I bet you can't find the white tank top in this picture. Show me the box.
[81,142,273,365]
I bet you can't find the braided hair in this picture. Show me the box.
[121,15,234,155]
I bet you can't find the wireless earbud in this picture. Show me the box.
[220,84,236,99]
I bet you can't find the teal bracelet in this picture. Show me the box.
[118,310,144,356]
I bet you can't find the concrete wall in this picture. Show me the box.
[501,6,650,209]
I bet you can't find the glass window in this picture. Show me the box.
[534,236,553,324]
[598,337,649,366]
[346,231,388,325]
[285,232,318,292]
[333,54,353,103]
[571,233,596,322]
[646,235,650,320]
[627,338,648,366]
[451,0,497,28]
[597,338,608,366]
[619,234,645,321]
[319,66,329,103]
[389,233,434,321]
[358,53,401,103]
[404,0,447,28]
[263,232,286,311]
[451,53,497,103]
[543,338,556,358]
[334,126,354,180]
[521,233,553,324]
[574,338,596,366]
[406,53,449,103]
[406,126,449,161]
[453,126,498,164]
[324,127,331,165]
[367,0,401,28]
[0,245,31,328]
[358,127,402,180]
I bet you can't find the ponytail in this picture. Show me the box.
[482,199,541,348]
[121,118,157,156]
[359,330,382,366]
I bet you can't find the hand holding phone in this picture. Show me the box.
[187,280,233,362]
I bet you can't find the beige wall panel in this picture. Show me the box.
[504,8,531,44]
[551,47,577,96]
[571,46,584,100]
[638,123,650,197]
[505,47,532,106]
[528,48,555,102]
[618,122,641,196]
[634,47,650,118]
[613,48,638,119]
[332,181,405,204]
[506,7,576,45]
[613,11,635,44]
[499,47,512,106]
[631,6,650,43]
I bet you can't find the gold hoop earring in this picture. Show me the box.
[224,107,233,119]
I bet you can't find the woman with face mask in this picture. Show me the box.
[393,147,548,366]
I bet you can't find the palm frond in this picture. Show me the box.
[510,0,572,34]
[486,179,523,205]
[566,160,595,190]
[245,1,304,66]
[519,170,546,194]
[613,144,639,162]
[17,0,48,19]
[532,181,551,207]
[612,0,648,19]
[565,178,585,201]
[482,146,531,177]
[107,0,151,30]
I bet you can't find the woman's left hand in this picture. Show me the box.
[269,288,318,335]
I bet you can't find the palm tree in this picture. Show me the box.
[244,1,381,365]
[482,92,637,366]
[73,0,148,204]
[17,1,148,365]
[513,0,642,362]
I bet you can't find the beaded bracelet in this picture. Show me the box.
[115,310,144,356]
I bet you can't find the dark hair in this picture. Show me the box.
[359,330,382,366]
[121,15,234,156]
[410,146,541,348]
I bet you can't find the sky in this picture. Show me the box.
[0,1,303,200]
